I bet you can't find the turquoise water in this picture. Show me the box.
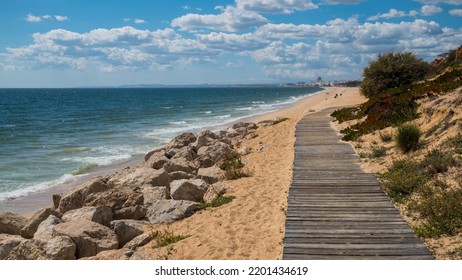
[0,87,322,200]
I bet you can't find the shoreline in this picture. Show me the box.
[0,87,326,215]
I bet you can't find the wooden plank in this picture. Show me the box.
[283,108,433,260]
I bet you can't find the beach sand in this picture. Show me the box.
[127,87,366,260]
[2,87,366,259]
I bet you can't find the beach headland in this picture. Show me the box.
[0,87,365,260]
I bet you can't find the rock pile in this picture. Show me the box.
[0,122,259,260]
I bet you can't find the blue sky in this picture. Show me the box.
[0,0,461,87]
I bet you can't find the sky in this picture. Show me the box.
[0,0,461,87]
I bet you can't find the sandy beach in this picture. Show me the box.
[1,87,366,260]
[126,87,366,260]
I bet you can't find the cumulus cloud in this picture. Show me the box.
[421,5,443,15]
[171,6,267,32]
[322,0,364,4]
[449,8,462,15]
[134,18,146,24]
[414,0,462,4]
[25,13,70,22]
[26,14,42,22]
[367,9,409,21]
[235,0,317,14]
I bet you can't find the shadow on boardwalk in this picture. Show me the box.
[283,108,433,260]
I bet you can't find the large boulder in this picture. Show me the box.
[164,157,196,174]
[123,233,154,250]
[0,234,26,260]
[113,205,147,220]
[53,219,119,259]
[146,155,169,170]
[62,206,113,227]
[20,208,62,239]
[197,166,223,184]
[45,236,76,260]
[58,177,111,213]
[108,167,170,188]
[110,220,147,247]
[6,239,48,260]
[34,215,62,240]
[203,185,227,204]
[146,200,199,224]
[169,171,194,181]
[144,147,165,162]
[195,141,233,168]
[83,187,144,212]
[170,179,209,202]
[166,132,197,150]
[170,147,197,161]
[0,212,28,235]
[141,186,170,205]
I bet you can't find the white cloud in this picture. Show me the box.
[42,15,52,20]
[134,18,146,24]
[171,6,267,32]
[421,5,443,15]
[449,8,462,15]
[182,5,191,10]
[55,15,70,21]
[322,0,363,4]
[415,0,462,5]
[235,0,317,14]
[367,9,408,21]
[26,14,42,22]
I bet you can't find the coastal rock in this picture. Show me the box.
[113,205,147,220]
[196,141,233,169]
[171,147,197,161]
[190,130,217,152]
[123,233,154,250]
[146,155,169,169]
[53,219,119,259]
[0,234,26,260]
[170,179,209,202]
[197,166,223,184]
[233,122,257,131]
[238,146,252,155]
[169,171,194,181]
[144,147,165,162]
[45,236,76,260]
[166,132,197,150]
[6,239,48,260]
[146,200,199,224]
[141,186,170,205]
[0,212,28,235]
[83,187,144,212]
[164,158,195,174]
[62,206,113,227]
[108,167,170,188]
[203,185,227,204]
[58,177,111,213]
[20,207,62,239]
[110,220,146,247]
[52,194,61,209]
[34,215,62,240]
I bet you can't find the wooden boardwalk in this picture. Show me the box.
[283,108,433,260]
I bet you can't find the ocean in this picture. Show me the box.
[0,87,322,201]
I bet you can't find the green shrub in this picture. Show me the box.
[272,117,289,125]
[371,146,387,158]
[448,134,462,154]
[224,168,251,180]
[414,188,462,238]
[151,229,189,248]
[420,149,456,174]
[380,159,428,202]
[221,153,245,170]
[379,132,393,143]
[331,107,362,123]
[361,52,432,98]
[197,195,235,210]
[396,123,421,153]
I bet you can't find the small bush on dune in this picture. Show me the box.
[222,153,251,180]
[379,132,393,143]
[396,123,421,153]
[371,146,387,158]
[421,149,457,174]
[380,159,428,202]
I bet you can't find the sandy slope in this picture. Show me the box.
[127,87,366,260]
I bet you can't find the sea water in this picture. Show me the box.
[0,87,322,201]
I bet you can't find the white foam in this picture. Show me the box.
[0,173,78,202]
[235,107,253,111]
[169,121,188,125]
